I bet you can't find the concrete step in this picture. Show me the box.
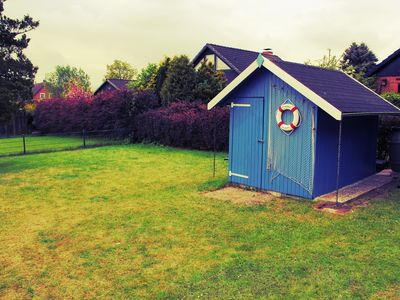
[316,169,395,203]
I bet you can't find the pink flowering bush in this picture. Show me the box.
[34,92,229,151]
[34,89,159,134]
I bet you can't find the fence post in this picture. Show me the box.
[82,129,86,148]
[22,134,26,155]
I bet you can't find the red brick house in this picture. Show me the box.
[367,48,400,94]
[32,82,51,101]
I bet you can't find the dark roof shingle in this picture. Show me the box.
[193,43,281,74]
[273,60,400,114]
[366,48,400,77]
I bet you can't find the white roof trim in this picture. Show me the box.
[208,56,343,121]
[207,60,259,111]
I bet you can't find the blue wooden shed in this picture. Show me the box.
[208,54,400,199]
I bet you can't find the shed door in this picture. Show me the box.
[229,97,264,188]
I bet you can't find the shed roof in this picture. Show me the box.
[192,43,281,74]
[208,54,400,120]
[366,48,400,77]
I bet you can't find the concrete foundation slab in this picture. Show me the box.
[316,169,395,203]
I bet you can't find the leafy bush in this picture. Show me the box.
[34,89,159,134]
[382,92,400,108]
[377,115,400,160]
[376,93,400,160]
[134,101,229,151]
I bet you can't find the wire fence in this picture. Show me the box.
[0,129,129,158]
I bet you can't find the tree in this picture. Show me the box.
[44,65,91,98]
[104,59,137,81]
[340,43,378,90]
[160,55,197,106]
[193,61,227,103]
[0,0,39,122]
[340,42,378,75]
[128,63,157,90]
[150,56,171,99]
[305,49,340,70]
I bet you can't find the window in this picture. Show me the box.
[205,54,215,66]
[216,57,230,71]
[40,93,46,100]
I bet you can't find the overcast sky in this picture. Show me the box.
[5,0,399,89]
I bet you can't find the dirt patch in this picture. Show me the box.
[203,186,277,206]
[314,202,354,215]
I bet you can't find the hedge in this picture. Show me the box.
[34,89,159,134]
[134,101,229,151]
[33,92,229,151]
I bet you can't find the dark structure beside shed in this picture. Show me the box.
[366,48,400,94]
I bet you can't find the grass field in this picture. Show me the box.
[0,144,399,299]
[0,135,116,156]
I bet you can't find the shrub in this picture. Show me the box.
[377,115,400,160]
[34,89,159,134]
[134,101,229,151]
[376,93,400,160]
[382,92,400,108]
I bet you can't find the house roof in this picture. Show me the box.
[192,43,281,74]
[366,48,400,76]
[108,78,132,89]
[32,82,45,96]
[208,54,400,120]
[93,78,132,95]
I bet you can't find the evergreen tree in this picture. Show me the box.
[193,61,227,103]
[150,56,170,99]
[160,55,196,106]
[340,42,378,75]
[0,0,39,122]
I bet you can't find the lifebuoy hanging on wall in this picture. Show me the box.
[275,103,301,132]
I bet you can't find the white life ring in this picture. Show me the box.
[275,103,301,132]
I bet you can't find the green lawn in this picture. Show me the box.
[0,144,399,299]
[0,135,116,156]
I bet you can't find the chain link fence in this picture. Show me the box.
[0,129,128,158]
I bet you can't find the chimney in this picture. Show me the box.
[262,48,273,55]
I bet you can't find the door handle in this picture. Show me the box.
[258,139,264,143]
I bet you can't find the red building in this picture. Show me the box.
[32,82,51,101]
[367,48,400,94]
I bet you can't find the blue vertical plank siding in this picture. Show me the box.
[225,66,379,199]
[313,110,378,197]
[229,97,264,188]
[264,74,316,199]
[227,68,317,198]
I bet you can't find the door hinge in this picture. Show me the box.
[229,171,249,179]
